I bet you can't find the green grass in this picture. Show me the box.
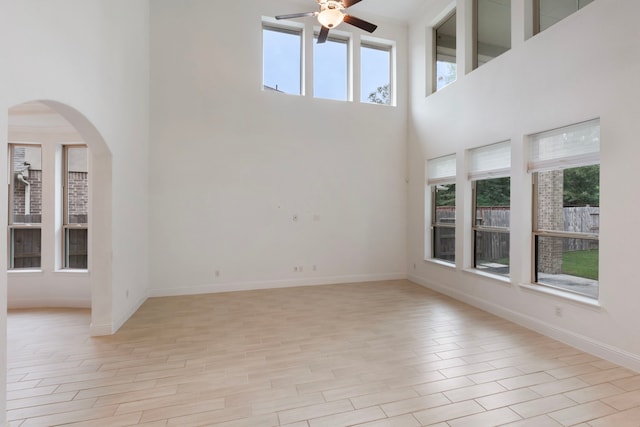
[562,249,599,280]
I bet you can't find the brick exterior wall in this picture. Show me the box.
[12,169,43,224]
[12,170,88,224]
[67,172,88,223]
[537,170,564,274]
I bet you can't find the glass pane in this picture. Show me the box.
[536,165,599,234]
[475,177,510,228]
[474,230,510,276]
[539,0,594,32]
[66,146,89,224]
[11,145,42,224]
[314,37,348,101]
[536,235,598,298]
[10,228,41,269]
[66,228,88,269]
[476,0,510,66]
[434,184,456,224]
[263,26,302,95]
[435,12,457,90]
[361,45,391,104]
[433,226,455,263]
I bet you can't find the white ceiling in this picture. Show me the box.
[347,0,426,22]
[290,0,426,23]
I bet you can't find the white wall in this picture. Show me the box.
[407,0,640,370]
[0,1,150,423]
[149,0,409,295]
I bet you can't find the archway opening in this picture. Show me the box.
[7,100,112,334]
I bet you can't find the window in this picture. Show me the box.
[434,11,457,91]
[263,25,302,95]
[314,34,348,101]
[536,0,594,33]
[529,119,600,298]
[63,145,88,269]
[469,142,511,276]
[361,42,392,105]
[428,155,456,263]
[475,0,511,68]
[8,144,42,269]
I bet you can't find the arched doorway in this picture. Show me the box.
[7,100,112,334]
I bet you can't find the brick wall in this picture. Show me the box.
[12,169,42,224]
[12,170,88,224]
[537,170,564,274]
[67,172,88,223]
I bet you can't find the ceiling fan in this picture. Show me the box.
[276,0,378,44]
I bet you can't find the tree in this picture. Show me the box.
[435,184,456,206]
[368,84,390,105]
[563,165,599,206]
[475,177,510,206]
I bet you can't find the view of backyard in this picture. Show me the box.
[435,164,599,298]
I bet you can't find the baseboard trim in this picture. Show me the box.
[150,273,407,298]
[8,298,91,309]
[408,274,640,373]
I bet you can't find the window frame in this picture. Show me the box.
[262,22,304,95]
[471,177,511,276]
[313,30,350,101]
[431,183,456,263]
[360,39,394,106]
[8,143,43,270]
[433,10,457,92]
[533,0,594,35]
[427,154,457,264]
[473,0,511,69]
[62,144,89,270]
[529,119,600,298]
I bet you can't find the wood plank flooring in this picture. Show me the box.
[7,280,640,426]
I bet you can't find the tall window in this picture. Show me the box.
[536,0,594,33]
[428,155,456,263]
[475,0,511,68]
[529,119,600,298]
[469,142,511,276]
[434,11,457,91]
[63,145,88,269]
[263,25,303,95]
[361,42,392,105]
[314,34,348,101]
[8,144,42,269]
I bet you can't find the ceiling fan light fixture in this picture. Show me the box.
[317,8,344,28]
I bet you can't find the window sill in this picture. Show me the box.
[519,283,602,310]
[55,269,89,275]
[8,269,42,275]
[462,268,512,286]
[424,258,456,269]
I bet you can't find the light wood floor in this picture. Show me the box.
[7,280,640,426]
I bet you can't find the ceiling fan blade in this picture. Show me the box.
[342,0,363,7]
[317,26,329,44]
[275,12,316,20]
[343,15,377,33]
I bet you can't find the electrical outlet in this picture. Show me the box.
[555,306,563,317]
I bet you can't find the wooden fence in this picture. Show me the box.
[435,206,599,260]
